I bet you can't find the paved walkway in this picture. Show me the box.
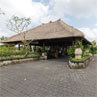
[0,56,97,97]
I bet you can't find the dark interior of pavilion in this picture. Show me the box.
[29,37,90,59]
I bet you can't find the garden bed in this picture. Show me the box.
[0,55,40,61]
[68,56,94,69]
[0,55,40,67]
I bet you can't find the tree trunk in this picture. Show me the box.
[23,41,30,57]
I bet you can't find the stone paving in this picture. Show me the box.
[0,56,97,97]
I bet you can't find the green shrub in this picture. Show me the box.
[67,40,83,58]
[0,46,25,57]
[67,46,75,58]
[0,46,39,58]
[82,44,90,57]
[90,41,97,54]
[67,40,95,58]
[82,51,87,57]
[0,47,13,57]
[90,46,97,54]
[74,40,83,49]
[32,51,39,56]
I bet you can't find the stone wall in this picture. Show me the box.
[0,57,40,67]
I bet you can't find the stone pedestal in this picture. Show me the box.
[42,53,47,60]
[42,53,45,57]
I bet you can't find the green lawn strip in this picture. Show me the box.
[71,56,90,62]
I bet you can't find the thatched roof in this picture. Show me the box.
[0,19,85,43]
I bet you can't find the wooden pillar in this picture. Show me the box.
[30,44,32,52]
[43,42,45,51]
[8,43,10,47]
[72,41,74,46]
[18,44,20,50]
[72,37,75,46]
[33,46,36,52]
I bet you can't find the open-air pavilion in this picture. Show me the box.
[0,19,91,58]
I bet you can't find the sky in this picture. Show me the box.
[0,0,97,42]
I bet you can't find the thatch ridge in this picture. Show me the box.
[0,19,85,43]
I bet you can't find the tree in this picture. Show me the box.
[92,40,96,46]
[7,15,31,56]
[0,36,6,40]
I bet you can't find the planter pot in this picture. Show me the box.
[69,55,93,69]
[75,48,82,59]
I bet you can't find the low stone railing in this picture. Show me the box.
[0,56,40,67]
[68,56,94,69]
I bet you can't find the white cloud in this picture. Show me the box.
[95,23,97,27]
[49,0,97,18]
[79,27,97,42]
[41,0,97,23]
[0,0,48,19]
[0,0,49,37]
[0,0,97,43]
